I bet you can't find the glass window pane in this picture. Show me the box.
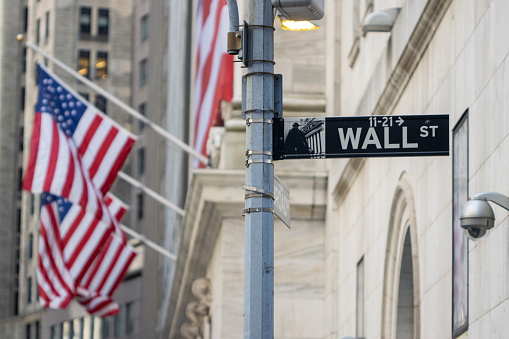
[141,15,148,41]
[125,302,134,334]
[96,51,108,79]
[79,7,91,34]
[95,95,107,115]
[78,50,90,78]
[139,59,147,86]
[137,194,143,220]
[138,103,146,131]
[102,318,109,339]
[27,277,32,304]
[36,19,40,44]
[138,148,145,175]
[45,11,50,40]
[114,312,121,336]
[98,9,109,36]
[50,325,57,339]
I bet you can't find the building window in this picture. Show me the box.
[20,87,25,111]
[139,58,147,86]
[27,277,32,304]
[452,110,469,338]
[95,95,107,115]
[26,323,31,339]
[24,7,28,32]
[22,47,27,73]
[98,9,109,37]
[356,257,365,339]
[125,302,134,334]
[30,194,35,215]
[96,51,108,79]
[138,148,145,175]
[114,310,121,336]
[80,7,91,34]
[141,15,148,41]
[79,92,89,101]
[50,325,57,339]
[78,50,90,78]
[28,233,33,259]
[36,19,40,45]
[45,11,50,42]
[35,321,40,339]
[102,317,110,339]
[138,103,146,131]
[137,193,143,220]
[16,208,21,234]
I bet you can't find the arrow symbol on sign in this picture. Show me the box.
[397,117,404,126]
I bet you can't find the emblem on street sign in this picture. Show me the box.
[273,115,449,160]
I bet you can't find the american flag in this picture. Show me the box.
[24,63,137,315]
[38,193,136,316]
[22,64,136,209]
[192,0,233,167]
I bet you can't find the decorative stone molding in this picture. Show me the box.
[180,278,212,339]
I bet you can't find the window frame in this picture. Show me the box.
[95,51,108,79]
[97,8,109,37]
[78,50,90,78]
[452,110,469,338]
[79,7,92,36]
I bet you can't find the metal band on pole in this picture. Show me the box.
[25,42,209,166]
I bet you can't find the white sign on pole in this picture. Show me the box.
[274,175,290,228]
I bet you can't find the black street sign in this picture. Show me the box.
[273,115,449,160]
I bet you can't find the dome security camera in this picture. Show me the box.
[460,192,509,240]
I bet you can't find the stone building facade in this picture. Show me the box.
[168,0,509,338]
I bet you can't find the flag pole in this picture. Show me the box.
[120,224,177,261]
[118,171,185,216]
[25,41,209,166]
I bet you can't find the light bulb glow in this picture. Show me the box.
[278,17,319,31]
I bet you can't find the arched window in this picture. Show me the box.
[381,173,420,339]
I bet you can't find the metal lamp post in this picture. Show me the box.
[225,1,324,337]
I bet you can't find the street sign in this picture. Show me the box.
[273,175,290,228]
[273,114,449,160]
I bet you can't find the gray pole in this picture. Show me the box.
[243,0,275,337]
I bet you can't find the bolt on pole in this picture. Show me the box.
[243,0,275,338]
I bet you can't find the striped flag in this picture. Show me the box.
[192,0,233,167]
[23,63,137,315]
[76,233,137,317]
[22,63,136,208]
[37,193,136,316]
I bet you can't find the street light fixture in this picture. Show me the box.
[277,12,319,31]
[362,8,401,33]
[273,0,323,31]
[460,192,509,240]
